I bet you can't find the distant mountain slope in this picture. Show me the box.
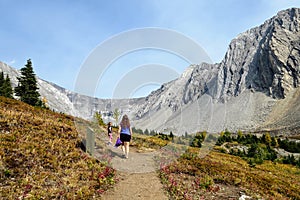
[0,61,144,121]
[1,8,299,135]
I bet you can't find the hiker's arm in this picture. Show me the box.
[118,125,121,136]
[130,127,133,141]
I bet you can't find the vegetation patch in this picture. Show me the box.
[134,131,300,199]
[159,149,300,199]
[0,97,116,199]
[216,131,300,167]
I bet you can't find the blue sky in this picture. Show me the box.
[1,0,300,98]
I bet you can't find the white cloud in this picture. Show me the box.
[7,60,16,66]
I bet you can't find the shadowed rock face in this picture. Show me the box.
[244,8,300,99]
[1,8,299,135]
[222,8,299,100]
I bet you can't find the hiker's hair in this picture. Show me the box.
[120,114,130,129]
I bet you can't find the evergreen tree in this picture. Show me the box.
[15,59,41,106]
[0,71,4,95]
[144,129,149,135]
[271,137,279,147]
[169,131,174,141]
[150,130,156,136]
[237,130,243,142]
[3,74,13,98]
[0,71,3,86]
[185,131,188,138]
[0,72,13,98]
[297,157,300,168]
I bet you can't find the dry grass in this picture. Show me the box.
[133,134,300,199]
[159,148,300,199]
[0,97,115,199]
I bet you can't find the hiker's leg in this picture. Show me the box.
[121,143,125,155]
[124,142,129,158]
[109,133,113,143]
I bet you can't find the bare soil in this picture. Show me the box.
[100,171,168,200]
[95,145,169,200]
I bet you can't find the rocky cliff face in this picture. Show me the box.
[132,8,300,134]
[218,7,300,100]
[1,8,299,135]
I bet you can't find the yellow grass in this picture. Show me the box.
[0,97,115,199]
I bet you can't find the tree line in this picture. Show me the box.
[216,130,300,167]
[131,127,300,168]
[0,59,44,107]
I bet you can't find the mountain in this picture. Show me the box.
[1,8,299,135]
[130,7,300,134]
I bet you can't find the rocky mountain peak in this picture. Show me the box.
[132,8,300,133]
[216,7,300,100]
[136,8,300,118]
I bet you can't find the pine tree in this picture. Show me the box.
[271,137,279,147]
[15,59,41,106]
[3,74,13,98]
[0,72,13,98]
[0,71,4,94]
[144,129,149,135]
[169,131,174,141]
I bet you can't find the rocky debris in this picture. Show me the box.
[239,194,252,200]
[274,148,300,158]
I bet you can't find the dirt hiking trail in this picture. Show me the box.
[93,135,248,200]
[94,143,169,200]
[100,171,168,200]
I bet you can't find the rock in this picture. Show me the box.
[239,194,252,200]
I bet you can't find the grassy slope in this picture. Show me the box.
[0,97,115,199]
[133,134,300,200]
